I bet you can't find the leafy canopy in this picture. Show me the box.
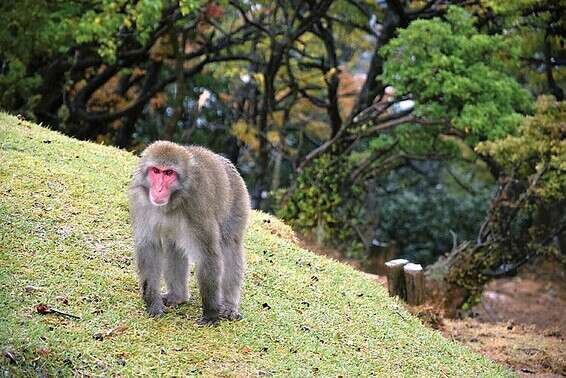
[477,95,566,201]
[0,0,203,109]
[381,6,533,145]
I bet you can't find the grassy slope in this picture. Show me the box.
[0,113,510,377]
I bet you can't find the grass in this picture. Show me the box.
[0,112,511,376]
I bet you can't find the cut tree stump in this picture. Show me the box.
[384,259,409,299]
[404,263,424,305]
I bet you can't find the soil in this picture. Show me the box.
[297,235,566,376]
[444,258,566,377]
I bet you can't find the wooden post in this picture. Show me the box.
[384,259,409,299]
[404,263,424,305]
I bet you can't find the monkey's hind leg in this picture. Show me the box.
[162,243,189,307]
[196,242,223,325]
[136,242,165,317]
[219,237,244,321]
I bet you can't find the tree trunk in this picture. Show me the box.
[404,263,424,305]
[385,259,408,298]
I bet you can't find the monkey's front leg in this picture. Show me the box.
[163,243,189,307]
[196,242,223,325]
[136,242,165,317]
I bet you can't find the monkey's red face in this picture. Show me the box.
[148,166,178,206]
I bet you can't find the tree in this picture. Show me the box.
[432,96,565,314]
[479,0,565,101]
[0,0,360,207]
[279,7,532,255]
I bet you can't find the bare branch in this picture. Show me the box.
[347,114,415,140]
[229,0,272,36]
[350,139,399,181]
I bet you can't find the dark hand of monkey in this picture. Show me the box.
[129,141,251,324]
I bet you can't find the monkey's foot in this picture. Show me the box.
[219,308,243,321]
[147,302,165,317]
[196,315,220,326]
[162,293,187,307]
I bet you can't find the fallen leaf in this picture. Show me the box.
[36,348,49,357]
[35,303,51,314]
[106,324,128,337]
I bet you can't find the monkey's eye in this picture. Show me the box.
[151,167,160,174]
[164,169,175,176]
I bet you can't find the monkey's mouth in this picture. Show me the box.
[149,191,170,206]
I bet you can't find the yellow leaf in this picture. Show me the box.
[231,120,248,137]
[231,120,260,151]
[324,67,337,82]
[252,73,264,87]
[267,131,281,145]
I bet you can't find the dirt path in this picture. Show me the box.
[439,259,566,376]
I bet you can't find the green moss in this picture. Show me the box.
[0,113,511,376]
[277,154,365,256]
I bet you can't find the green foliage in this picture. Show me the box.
[0,1,76,61]
[0,0,204,110]
[482,0,565,98]
[179,0,201,15]
[393,123,460,158]
[376,162,494,265]
[0,0,80,110]
[277,154,365,255]
[75,0,170,61]
[0,59,41,110]
[284,7,531,257]
[444,97,566,304]
[381,6,533,145]
[477,96,566,201]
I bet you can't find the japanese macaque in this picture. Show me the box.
[128,141,250,325]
